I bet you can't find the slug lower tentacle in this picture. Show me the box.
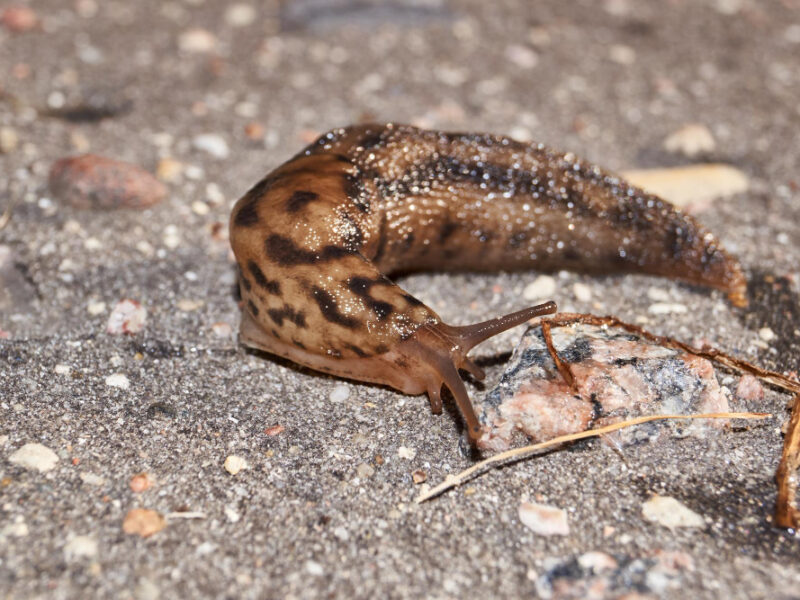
[229,123,746,441]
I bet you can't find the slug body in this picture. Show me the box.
[229,123,746,442]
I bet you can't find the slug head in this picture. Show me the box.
[394,301,557,443]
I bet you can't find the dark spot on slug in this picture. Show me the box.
[265,234,354,266]
[247,260,281,295]
[402,294,424,306]
[267,305,307,328]
[374,344,389,354]
[438,221,458,243]
[509,231,528,248]
[240,274,252,292]
[402,233,415,248]
[358,130,385,149]
[343,343,368,357]
[343,173,370,213]
[339,212,364,248]
[233,198,259,227]
[247,300,260,317]
[292,339,306,349]
[311,286,360,329]
[369,300,393,320]
[286,190,319,212]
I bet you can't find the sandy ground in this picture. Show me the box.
[2,0,800,598]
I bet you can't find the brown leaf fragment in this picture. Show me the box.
[122,508,166,538]
[774,393,800,529]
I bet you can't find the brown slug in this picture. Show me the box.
[229,123,746,442]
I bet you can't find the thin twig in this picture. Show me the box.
[416,412,770,503]
[533,313,800,395]
[775,393,800,528]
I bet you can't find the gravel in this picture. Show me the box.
[2,0,800,598]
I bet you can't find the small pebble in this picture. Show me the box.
[245,121,265,140]
[129,472,154,493]
[210,322,233,338]
[225,506,241,523]
[1,5,38,32]
[191,200,210,215]
[107,299,147,334]
[178,28,217,53]
[573,282,592,302]
[87,301,107,316]
[356,463,375,478]
[333,526,349,541]
[192,134,229,159]
[663,124,716,157]
[54,364,71,375]
[648,302,688,315]
[1,520,29,538]
[0,127,19,153]
[49,155,166,210]
[608,44,636,65]
[9,443,59,472]
[519,501,570,536]
[64,535,98,561]
[505,44,538,69]
[735,374,764,402]
[305,560,324,576]
[163,225,181,249]
[523,275,556,301]
[225,3,256,27]
[329,384,350,403]
[105,373,130,389]
[642,495,704,529]
[647,287,670,302]
[156,157,184,183]
[758,327,775,342]
[177,299,204,312]
[397,446,417,460]
[264,424,284,436]
[79,472,105,486]
[411,469,427,484]
[622,164,749,210]
[577,551,618,572]
[122,508,166,538]
[224,455,248,475]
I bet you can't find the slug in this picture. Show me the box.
[229,123,746,442]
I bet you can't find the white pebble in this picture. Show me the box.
[9,443,59,472]
[397,446,417,460]
[54,364,71,376]
[107,300,147,334]
[191,200,209,215]
[305,560,324,576]
[505,44,539,69]
[210,322,233,338]
[1,520,29,538]
[177,299,204,312]
[519,501,570,536]
[758,327,776,342]
[648,302,688,315]
[64,535,98,561]
[663,124,716,157]
[523,275,556,301]
[105,373,130,389]
[642,495,704,528]
[224,506,241,523]
[647,287,671,302]
[178,28,217,53]
[0,127,19,154]
[225,3,255,27]
[329,384,350,403]
[577,551,618,572]
[79,472,105,486]
[572,282,592,302]
[224,455,248,475]
[87,301,106,316]
[608,44,636,65]
[192,134,229,159]
[333,526,349,541]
